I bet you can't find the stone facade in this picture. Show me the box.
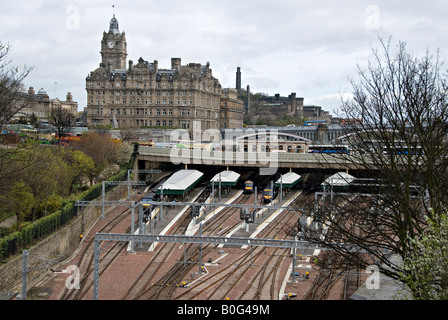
[244,91,304,124]
[303,105,332,124]
[220,88,244,129]
[15,87,78,121]
[86,15,243,133]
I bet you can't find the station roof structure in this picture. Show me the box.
[275,172,301,188]
[321,172,355,189]
[157,169,203,195]
[210,170,241,186]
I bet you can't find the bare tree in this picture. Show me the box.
[0,42,34,195]
[294,38,448,299]
[49,105,75,145]
[0,42,33,129]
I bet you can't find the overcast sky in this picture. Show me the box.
[1,0,447,115]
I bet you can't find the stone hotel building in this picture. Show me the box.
[86,15,244,132]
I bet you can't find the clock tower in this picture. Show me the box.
[100,15,127,70]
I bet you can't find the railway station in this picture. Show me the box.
[51,166,356,298]
[209,170,241,197]
[321,171,355,191]
[157,169,204,198]
[275,171,301,199]
[31,143,406,301]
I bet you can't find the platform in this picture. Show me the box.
[157,169,203,195]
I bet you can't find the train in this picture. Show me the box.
[243,180,254,194]
[308,145,350,154]
[262,183,278,204]
[382,145,423,155]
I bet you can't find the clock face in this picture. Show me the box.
[107,41,114,48]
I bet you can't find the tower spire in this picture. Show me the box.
[109,13,119,34]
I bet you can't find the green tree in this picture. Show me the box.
[73,131,121,182]
[21,147,72,219]
[5,181,35,231]
[402,213,448,299]
[67,149,96,187]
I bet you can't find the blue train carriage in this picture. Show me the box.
[243,180,254,194]
[262,183,278,204]
[308,145,350,154]
[382,145,423,155]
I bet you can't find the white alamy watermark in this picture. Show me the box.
[65,265,80,290]
[169,121,278,175]
[365,5,381,30]
[65,5,81,30]
[366,265,381,290]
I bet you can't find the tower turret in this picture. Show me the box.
[100,15,127,70]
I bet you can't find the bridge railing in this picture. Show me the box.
[138,146,357,166]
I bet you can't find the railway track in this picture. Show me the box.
[61,183,307,300]
[59,175,169,300]
[122,187,214,300]
[170,191,305,300]
[121,211,192,299]
[60,204,133,300]
[130,192,255,300]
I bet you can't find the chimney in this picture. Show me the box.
[171,58,181,70]
[246,84,250,114]
[236,67,241,95]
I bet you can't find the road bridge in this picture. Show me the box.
[138,146,369,171]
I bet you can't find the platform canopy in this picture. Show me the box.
[275,172,301,188]
[157,169,203,195]
[210,170,241,187]
[321,172,355,190]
